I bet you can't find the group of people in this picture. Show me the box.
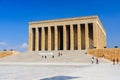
[91,57,119,65]
[58,52,62,56]
[91,57,99,64]
[41,52,63,59]
[113,58,119,65]
[42,55,47,59]
[42,55,55,59]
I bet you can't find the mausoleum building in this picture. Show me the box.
[28,16,106,51]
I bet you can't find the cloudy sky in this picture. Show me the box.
[0,0,120,52]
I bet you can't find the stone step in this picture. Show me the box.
[0,50,108,63]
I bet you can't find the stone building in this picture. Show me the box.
[28,16,106,51]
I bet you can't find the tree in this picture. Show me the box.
[114,46,118,48]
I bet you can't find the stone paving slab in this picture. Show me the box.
[0,63,120,80]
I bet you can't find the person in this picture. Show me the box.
[52,55,54,58]
[58,52,60,56]
[91,57,94,64]
[102,54,104,58]
[96,58,99,64]
[92,57,94,59]
[60,52,62,56]
[45,56,47,59]
[116,58,119,64]
[113,59,115,65]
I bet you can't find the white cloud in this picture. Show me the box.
[0,42,8,50]
[15,43,28,52]
[21,43,28,48]
[0,42,7,46]
[0,42,28,52]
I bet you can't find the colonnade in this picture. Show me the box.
[29,23,94,51]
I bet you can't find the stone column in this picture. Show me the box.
[104,35,106,48]
[85,23,89,50]
[63,25,66,50]
[41,27,45,51]
[48,27,51,51]
[93,22,98,48]
[35,28,39,51]
[70,24,74,50]
[54,26,58,50]
[77,24,81,50]
[98,28,100,48]
[28,27,33,51]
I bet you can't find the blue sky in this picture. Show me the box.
[0,0,120,51]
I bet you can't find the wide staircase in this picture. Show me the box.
[0,50,108,63]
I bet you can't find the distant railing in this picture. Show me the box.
[38,53,53,56]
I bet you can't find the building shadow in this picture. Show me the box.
[40,76,81,80]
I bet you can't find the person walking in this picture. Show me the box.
[58,52,60,56]
[96,58,99,64]
[91,57,94,64]
[52,55,54,58]
[60,52,62,56]
[113,59,115,65]
[116,58,119,64]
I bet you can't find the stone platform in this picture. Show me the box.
[0,50,107,63]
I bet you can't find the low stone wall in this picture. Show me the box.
[0,51,18,58]
[87,48,120,61]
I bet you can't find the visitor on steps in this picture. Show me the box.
[113,59,115,65]
[58,52,60,56]
[96,58,99,64]
[116,58,119,64]
[91,57,94,64]
[60,52,62,56]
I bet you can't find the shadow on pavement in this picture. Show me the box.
[40,76,80,80]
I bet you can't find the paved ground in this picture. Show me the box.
[0,62,120,80]
[0,51,116,80]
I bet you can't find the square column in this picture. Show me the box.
[77,24,81,50]
[93,22,98,48]
[85,23,89,50]
[41,27,45,51]
[63,25,66,50]
[35,28,39,51]
[48,27,51,51]
[70,24,74,50]
[54,26,58,50]
[28,27,33,51]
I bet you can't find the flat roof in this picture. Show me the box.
[29,15,106,36]
[29,15,98,24]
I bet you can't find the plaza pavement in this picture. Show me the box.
[0,51,119,80]
[0,62,119,80]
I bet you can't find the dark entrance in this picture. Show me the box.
[32,28,36,51]
[45,27,48,50]
[81,24,85,50]
[38,28,41,50]
[73,24,78,50]
[88,23,94,49]
[58,26,63,50]
[51,27,55,50]
[66,25,70,50]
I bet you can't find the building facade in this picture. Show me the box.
[28,16,106,51]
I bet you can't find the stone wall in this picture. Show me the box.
[87,48,120,61]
